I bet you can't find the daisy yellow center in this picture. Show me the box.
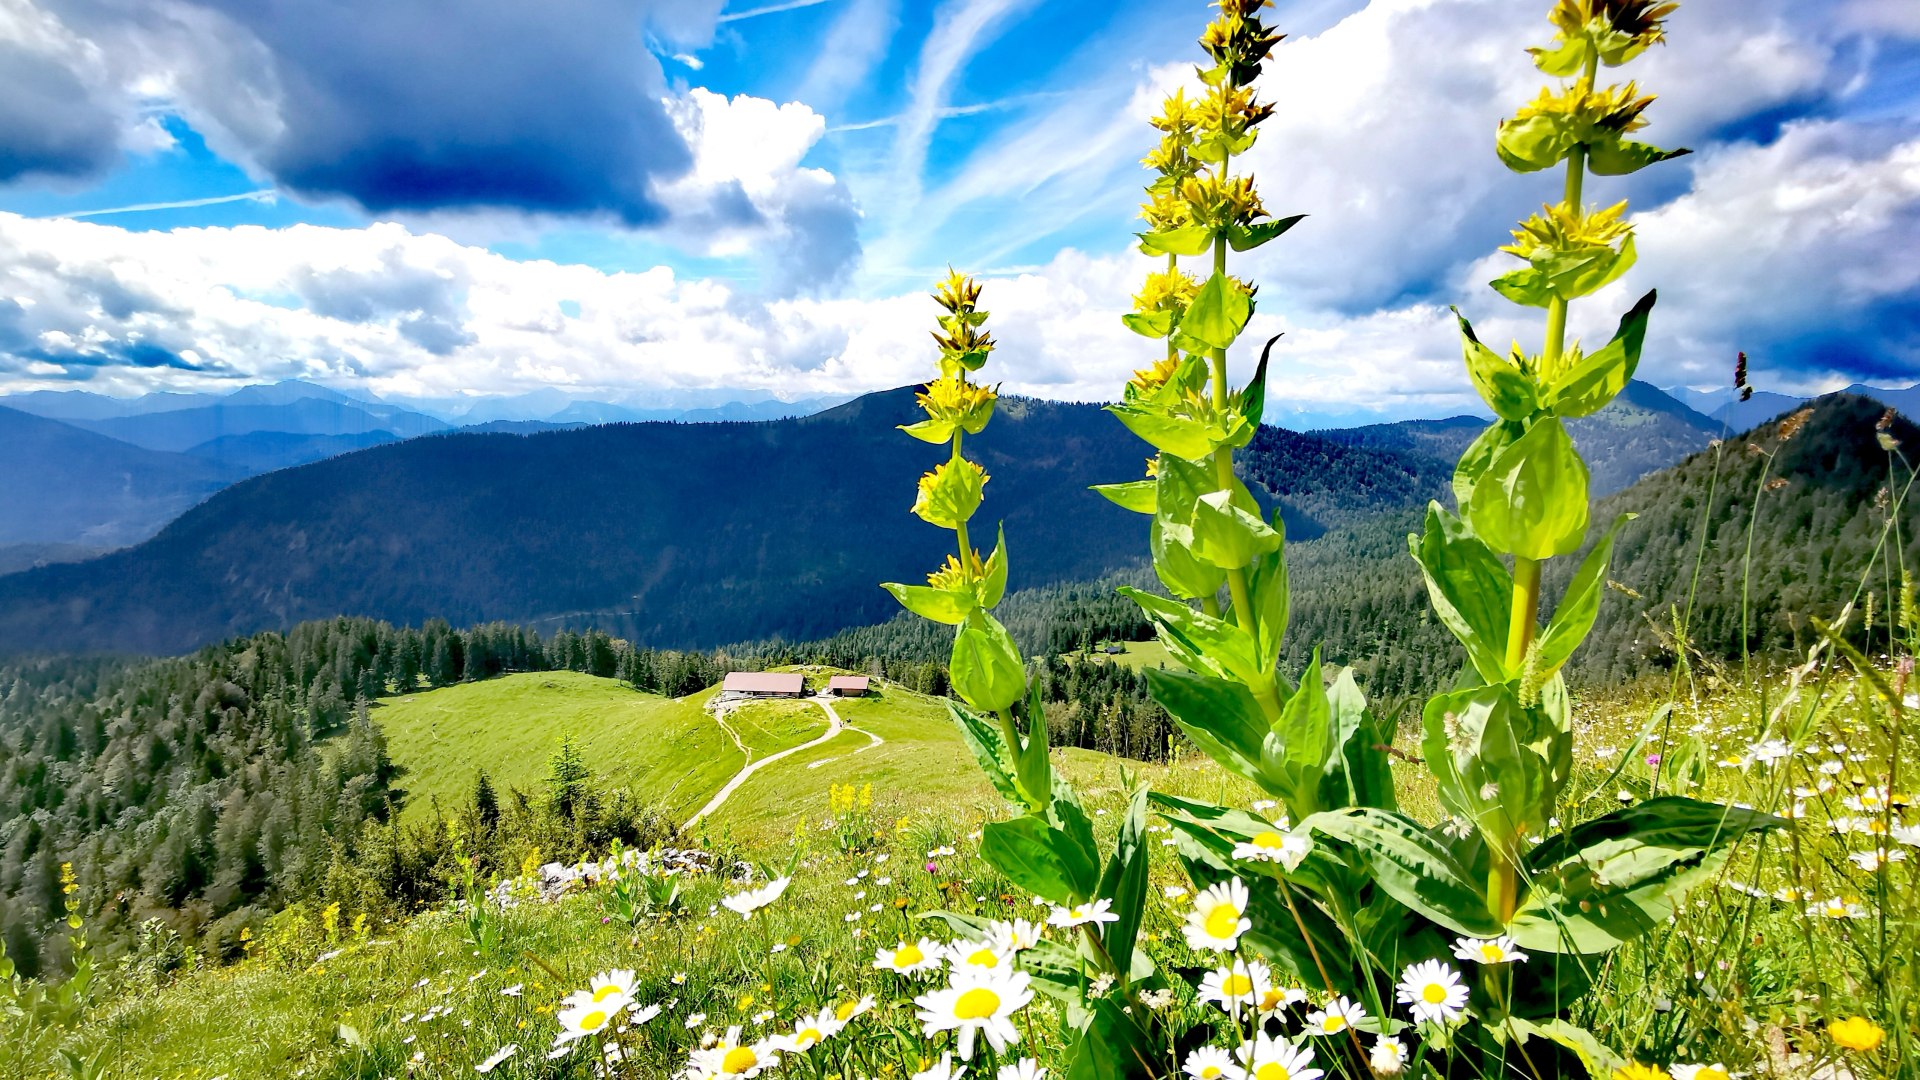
[1479,944,1506,962]
[1222,973,1253,996]
[579,1009,609,1031]
[1250,831,1285,849]
[894,945,924,967]
[835,1001,859,1021]
[796,1028,822,1048]
[1254,1065,1292,1080]
[966,947,998,968]
[1322,1015,1346,1033]
[1422,983,1448,1004]
[954,987,1001,1020]
[1204,903,1242,939]
[1199,1069,1224,1080]
[592,985,623,1002]
[722,1046,758,1073]
[1698,1069,1729,1080]
[1260,989,1284,1008]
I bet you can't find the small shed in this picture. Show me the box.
[826,675,871,697]
[722,671,806,698]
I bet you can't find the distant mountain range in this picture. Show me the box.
[1666,381,1920,434]
[0,379,1731,657]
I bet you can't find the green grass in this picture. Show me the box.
[719,698,828,757]
[370,671,741,823]
[1081,638,1175,670]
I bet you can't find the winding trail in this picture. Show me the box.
[681,694,884,832]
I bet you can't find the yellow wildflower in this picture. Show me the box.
[1133,269,1199,314]
[1829,1016,1885,1053]
[1514,82,1657,134]
[1502,200,1632,261]
[1129,357,1183,395]
[1613,1066,1670,1080]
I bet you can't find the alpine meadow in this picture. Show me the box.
[1,2,1918,1080]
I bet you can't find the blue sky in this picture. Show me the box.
[1,0,1917,424]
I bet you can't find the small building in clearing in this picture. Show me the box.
[826,675,871,697]
[721,671,806,698]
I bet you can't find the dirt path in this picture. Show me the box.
[681,695,883,832]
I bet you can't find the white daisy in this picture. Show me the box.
[1236,1031,1324,1080]
[1254,981,1308,1021]
[1450,935,1529,965]
[1199,958,1271,1018]
[1304,996,1367,1036]
[1396,960,1468,1024]
[946,939,1011,973]
[686,1026,781,1078]
[1046,898,1120,928]
[720,877,791,918]
[562,969,638,1010]
[997,1059,1048,1080]
[1232,828,1311,870]
[876,938,944,978]
[915,968,1034,1059]
[1183,878,1252,952]
[1183,1045,1243,1080]
[1671,1065,1732,1080]
[914,1052,968,1080]
[555,995,627,1045]
[774,1006,846,1054]
[475,1044,518,1073]
[1370,1036,1408,1075]
[985,918,1043,953]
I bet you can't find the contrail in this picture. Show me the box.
[718,0,835,22]
[56,189,277,220]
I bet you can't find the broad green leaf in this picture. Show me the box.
[1409,502,1513,684]
[1511,797,1785,953]
[1276,647,1330,775]
[1549,290,1655,417]
[947,702,1021,806]
[1066,996,1161,1080]
[1013,683,1052,812]
[1325,667,1395,812]
[1453,421,1520,510]
[950,610,1025,713]
[880,582,974,625]
[1532,514,1633,680]
[1507,1018,1628,1077]
[1108,404,1219,461]
[1489,265,1557,309]
[1236,335,1281,429]
[1495,114,1574,174]
[1181,272,1253,352]
[1468,416,1591,560]
[897,417,955,444]
[980,524,1008,609]
[1092,480,1156,514]
[1137,225,1214,257]
[1048,793,1103,901]
[1586,138,1690,177]
[1191,489,1283,570]
[1528,37,1587,77]
[1150,455,1227,600]
[1303,807,1504,937]
[1247,528,1289,675]
[1094,786,1153,975]
[1121,310,1174,339]
[980,815,1099,907]
[1144,666,1271,788]
[1225,214,1306,252]
[1121,587,1261,685]
[1455,308,1539,421]
[911,450,985,529]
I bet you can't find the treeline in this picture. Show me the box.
[0,617,764,976]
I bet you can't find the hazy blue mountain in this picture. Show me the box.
[0,406,241,549]
[184,430,404,472]
[1710,390,1807,433]
[1315,380,1720,495]
[68,397,449,452]
[0,388,1452,656]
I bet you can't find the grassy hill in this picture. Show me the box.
[366,670,991,843]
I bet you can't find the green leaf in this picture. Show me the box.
[1094,786,1153,976]
[1495,114,1574,174]
[1512,797,1786,953]
[1586,138,1690,177]
[1136,225,1214,257]
[1180,272,1252,352]
[1532,514,1632,680]
[880,582,974,625]
[1453,420,1519,511]
[1302,807,1503,937]
[1121,587,1262,685]
[1528,37,1588,77]
[1247,526,1289,676]
[1047,793,1103,901]
[1149,456,1228,600]
[1225,214,1306,252]
[950,610,1026,713]
[979,815,1097,906]
[897,417,956,444]
[1325,667,1395,812]
[1191,489,1283,570]
[1092,480,1156,514]
[947,702,1022,806]
[1409,502,1513,684]
[1548,290,1655,418]
[1066,996,1161,1079]
[1455,308,1539,421]
[981,524,1008,609]
[1107,404,1219,461]
[1144,665,1272,791]
[1013,683,1053,812]
[1276,647,1330,777]
[1507,1018,1628,1078]
[1236,335,1281,429]
[1468,416,1591,560]
[1121,310,1174,339]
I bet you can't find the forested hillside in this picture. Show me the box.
[0,388,1449,656]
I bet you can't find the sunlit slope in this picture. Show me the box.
[371,671,743,822]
